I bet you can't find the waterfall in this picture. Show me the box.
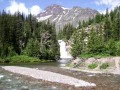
[58,40,73,66]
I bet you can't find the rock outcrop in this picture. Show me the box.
[37,4,98,31]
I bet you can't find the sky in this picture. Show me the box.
[0,0,120,16]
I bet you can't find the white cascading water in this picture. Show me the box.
[58,40,73,66]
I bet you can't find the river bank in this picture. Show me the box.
[34,64,120,90]
[2,66,96,87]
[69,57,120,75]
[0,66,96,90]
[0,63,120,90]
[61,66,120,75]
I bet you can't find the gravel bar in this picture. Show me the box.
[2,66,96,87]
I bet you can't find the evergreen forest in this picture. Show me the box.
[58,6,120,58]
[0,11,59,63]
[0,6,120,63]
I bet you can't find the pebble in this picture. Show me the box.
[6,79,12,82]
[88,74,96,77]
[9,74,13,76]
[21,86,29,90]
[0,75,4,79]
[2,66,96,87]
[52,86,57,89]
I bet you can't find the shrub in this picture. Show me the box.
[80,53,94,59]
[105,39,116,56]
[8,55,40,63]
[8,46,17,57]
[66,63,74,67]
[80,53,109,59]
[100,63,109,69]
[0,57,3,63]
[88,63,98,69]
[115,41,120,56]
[23,39,39,57]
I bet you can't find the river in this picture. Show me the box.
[0,63,120,90]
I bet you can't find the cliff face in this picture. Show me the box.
[37,4,98,31]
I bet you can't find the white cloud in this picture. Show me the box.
[30,5,42,16]
[6,0,42,16]
[6,0,29,15]
[95,0,120,10]
[98,10,106,14]
[95,0,112,5]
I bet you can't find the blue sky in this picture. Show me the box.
[0,0,120,15]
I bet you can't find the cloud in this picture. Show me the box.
[6,0,29,15]
[6,0,42,16]
[30,5,42,16]
[98,10,106,14]
[95,0,120,10]
[95,0,112,5]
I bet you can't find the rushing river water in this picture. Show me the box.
[0,63,120,90]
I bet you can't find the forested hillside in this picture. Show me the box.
[0,6,120,63]
[58,6,120,58]
[0,11,59,63]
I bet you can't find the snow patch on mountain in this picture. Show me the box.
[53,17,58,22]
[37,4,98,31]
[58,15,62,22]
[61,7,69,10]
[65,10,69,16]
[37,15,52,21]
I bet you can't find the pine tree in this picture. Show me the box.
[114,9,120,41]
[38,21,59,60]
[58,23,75,40]
[95,13,101,23]
[77,21,82,29]
[0,11,10,58]
[11,12,25,54]
[23,38,39,57]
[104,13,112,42]
[87,27,104,54]
[105,39,116,55]
[115,41,120,55]
[71,28,85,57]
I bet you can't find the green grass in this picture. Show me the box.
[79,53,110,59]
[7,55,41,63]
[66,63,74,67]
[88,63,98,69]
[100,63,109,69]
[0,55,54,64]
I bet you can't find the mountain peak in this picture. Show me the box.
[51,4,62,7]
[73,6,82,9]
[37,4,66,17]
[45,4,64,13]
[45,4,62,9]
[37,5,98,31]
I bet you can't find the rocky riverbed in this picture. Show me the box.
[0,63,120,90]
[28,64,120,90]
[2,66,96,87]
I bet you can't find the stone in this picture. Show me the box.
[2,66,96,87]
[0,75,4,79]
[21,86,29,90]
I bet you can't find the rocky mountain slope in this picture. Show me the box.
[37,4,98,30]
